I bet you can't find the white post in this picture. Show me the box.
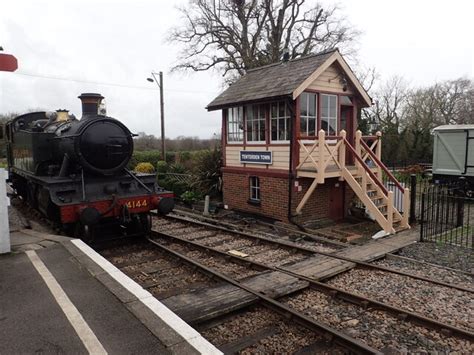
[203,195,210,216]
[0,168,10,254]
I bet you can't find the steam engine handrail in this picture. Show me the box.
[344,138,388,195]
[359,139,405,193]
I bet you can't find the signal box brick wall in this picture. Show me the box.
[223,172,290,222]
[222,172,355,223]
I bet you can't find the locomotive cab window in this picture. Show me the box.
[249,176,260,203]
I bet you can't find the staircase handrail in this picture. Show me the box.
[359,139,405,193]
[343,138,388,195]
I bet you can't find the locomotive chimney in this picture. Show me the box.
[78,93,104,118]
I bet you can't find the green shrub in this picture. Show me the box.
[159,178,188,197]
[128,150,162,169]
[169,163,187,174]
[134,162,155,174]
[180,190,201,205]
[192,147,222,197]
[156,160,168,173]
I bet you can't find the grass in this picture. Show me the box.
[432,225,472,248]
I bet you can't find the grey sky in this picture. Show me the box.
[1,0,472,139]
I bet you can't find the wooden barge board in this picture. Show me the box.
[161,271,308,324]
[160,230,417,324]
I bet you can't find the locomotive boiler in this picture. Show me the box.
[4,93,174,240]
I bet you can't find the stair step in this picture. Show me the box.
[370,195,383,201]
[366,189,378,194]
[382,211,402,222]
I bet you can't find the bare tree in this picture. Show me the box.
[432,78,474,125]
[169,0,360,82]
[363,76,409,132]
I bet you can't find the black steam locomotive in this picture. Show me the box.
[4,93,174,240]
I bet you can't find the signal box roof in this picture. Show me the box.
[206,48,372,111]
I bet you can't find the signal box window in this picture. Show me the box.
[271,102,290,142]
[227,107,243,143]
[321,94,338,135]
[249,176,260,203]
[246,104,266,143]
[300,92,317,137]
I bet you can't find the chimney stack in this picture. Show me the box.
[78,93,104,118]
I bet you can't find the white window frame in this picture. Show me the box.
[270,101,290,143]
[249,176,260,201]
[321,94,338,136]
[246,105,266,144]
[300,92,317,138]
[227,106,243,144]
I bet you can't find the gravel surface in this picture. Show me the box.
[247,247,307,267]
[284,289,473,353]
[197,234,237,247]
[208,236,254,251]
[152,220,187,231]
[373,257,474,290]
[327,268,473,331]
[101,243,216,295]
[170,226,209,237]
[154,237,261,280]
[200,307,342,354]
[9,197,58,234]
[161,212,343,252]
[397,242,473,273]
[292,239,340,253]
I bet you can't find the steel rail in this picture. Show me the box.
[146,234,381,355]
[159,213,474,293]
[150,229,474,342]
[385,253,474,277]
[168,209,349,247]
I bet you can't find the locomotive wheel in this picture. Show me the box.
[126,213,151,237]
[74,223,94,242]
[140,213,152,234]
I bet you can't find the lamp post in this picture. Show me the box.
[147,71,165,161]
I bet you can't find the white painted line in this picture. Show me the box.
[71,239,223,355]
[26,250,107,355]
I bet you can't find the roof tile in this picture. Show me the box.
[207,49,337,110]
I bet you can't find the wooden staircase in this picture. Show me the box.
[296,130,410,234]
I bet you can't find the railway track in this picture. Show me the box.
[154,213,473,293]
[101,213,474,353]
[101,240,373,354]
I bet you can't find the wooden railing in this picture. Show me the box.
[360,138,404,193]
[344,137,388,195]
[296,130,343,183]
[297,130,382,184]
[296,129,410,233]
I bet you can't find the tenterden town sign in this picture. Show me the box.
[239,151,273,165]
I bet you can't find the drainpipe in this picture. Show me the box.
[287,96,309,232]
[287,96,294,223]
